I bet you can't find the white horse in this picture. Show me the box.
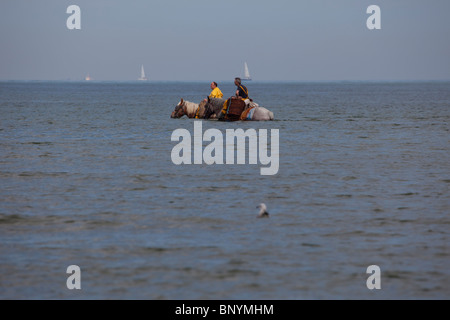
[241,105,274,121]
[171,98,206,118]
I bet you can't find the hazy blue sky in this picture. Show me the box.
[1,0,449,81]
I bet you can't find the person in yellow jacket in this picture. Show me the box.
[209,81,223,99]
[196,82,224,118]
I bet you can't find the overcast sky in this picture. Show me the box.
[1,0,449,81]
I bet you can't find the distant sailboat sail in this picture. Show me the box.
[243,62,251,81]
[85,74,92,81]
[138,65,148,81]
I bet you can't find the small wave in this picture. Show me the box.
[0,214,24,224]
[397,192,419,196]
[22,142,54,146]
[0,213,61,225]
[301,243,321,247]
[16,171,69,177]
[341,176,358,181]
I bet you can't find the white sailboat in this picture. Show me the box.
[85,73,92,81]
[243,62,251,81]
[138,65,148,81]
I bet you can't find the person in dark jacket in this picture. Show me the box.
[234,77,248,100]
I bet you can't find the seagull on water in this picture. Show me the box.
[257,203,269,218]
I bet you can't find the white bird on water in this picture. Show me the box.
[257,203,269,218]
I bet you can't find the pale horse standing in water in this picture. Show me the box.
[170,98,207,119]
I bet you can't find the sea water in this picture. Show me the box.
[0,81,449,299]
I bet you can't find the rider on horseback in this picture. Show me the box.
[220,78,250,118]
[197,82,224,118]
[234,77,249,100]
[209,81,223,99]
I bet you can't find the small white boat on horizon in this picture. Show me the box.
[138,65,148,81]
[242,62,251,81]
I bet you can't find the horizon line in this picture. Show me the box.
[1,79,450,83]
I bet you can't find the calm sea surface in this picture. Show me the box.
[0,81,449,299]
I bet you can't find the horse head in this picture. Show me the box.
[171,98,185,118]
